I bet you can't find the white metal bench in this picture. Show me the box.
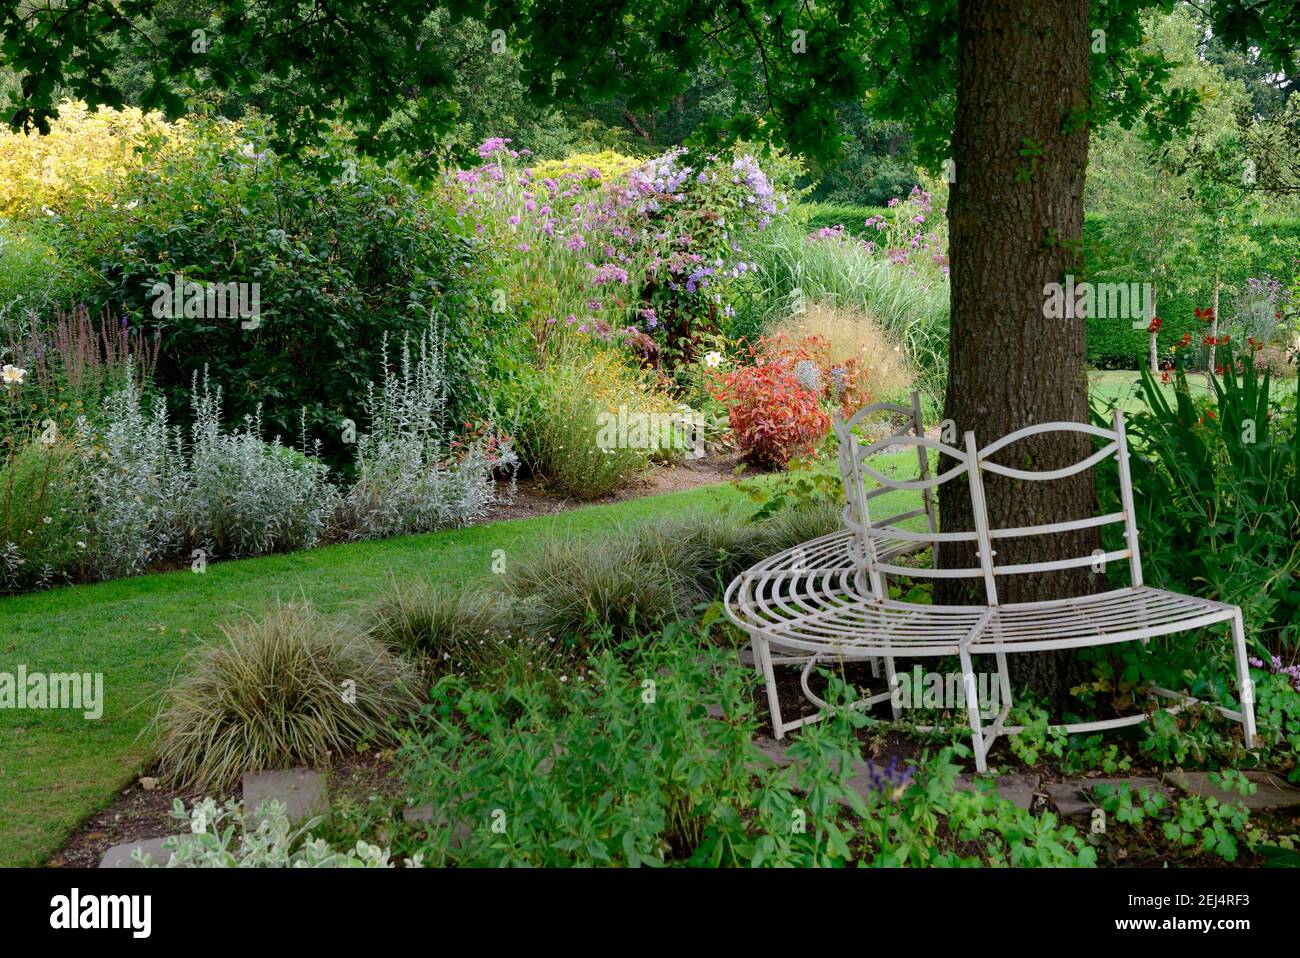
[724,400,1258,773]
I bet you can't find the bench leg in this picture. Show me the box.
[754,635,789,740]
[748,636,763,678]
[994,650,1012,715]
[1230,611,1257,749]
[959,647,988,774]
[883,655,901,720]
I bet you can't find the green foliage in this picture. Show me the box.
[803,203,894,239]
[1096,348,1300,657]
[0,441,93,591]
[396,639,1098,867]
[1085,218,1300,369]
[510,353,663,499]
[362,580,571,689]
[59,125,495,463]
[153,600,422,790]
[495,503,838,646]
[808,109,920,207]
[0,219,93,324]
[499,531,698,645]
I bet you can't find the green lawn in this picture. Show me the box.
[0,483,752,866]
[1088,368,1296,415]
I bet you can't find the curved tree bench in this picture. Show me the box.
[724,399,1258,773]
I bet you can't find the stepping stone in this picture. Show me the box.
[1044,776,1170,819]
[99,836,177,868]
[750,736,794,769]
[402,803,437,824]
[242,768,329,826]
[1166,770,1300,812]
[955,773,1040,811]
[399,804,473,848]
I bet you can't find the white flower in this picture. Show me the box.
[703,351,723,368]
[2,364,26,386]
[76,541,86,549]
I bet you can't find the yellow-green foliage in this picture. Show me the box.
[529,150,642,186]
[518,349,682,498]
[0,100,194,218]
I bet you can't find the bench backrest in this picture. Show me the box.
[835,405,1143,606]
[833,393,963,601]
[963,409,1143,606]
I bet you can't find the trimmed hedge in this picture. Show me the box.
[1085,215,1300,370]
[802,202,894,237]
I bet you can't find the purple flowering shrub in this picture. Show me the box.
[450,139,788,370]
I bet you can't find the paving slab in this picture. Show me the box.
[1044,776,1171,819]
[954,773,1040,811]
[400,804,474,848]
[242,768,329,825]
[99,836,177,868]
[1167,769,1300,812]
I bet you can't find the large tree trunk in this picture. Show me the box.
[938,0,1097,707]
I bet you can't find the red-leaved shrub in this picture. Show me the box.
[711,359,830,468]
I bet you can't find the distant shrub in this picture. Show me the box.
[58,122,495,460]
[0,100,193,218]
[154,601,422,791]
[528,150,642,184]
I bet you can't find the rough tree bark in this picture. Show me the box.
[938,0,1099,707]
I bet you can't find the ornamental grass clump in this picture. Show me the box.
[514,349,674,498]
[153,601,422,791]
[501,534,691,644]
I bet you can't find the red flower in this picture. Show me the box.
[1219,334,1230,345]
[1179,333,1192,347]
[1206,408,1217,419]
[1194,306,1216,323]
[1160,370,1171,384]
[1202,334,1216,347]
[1147,316,1162,334]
